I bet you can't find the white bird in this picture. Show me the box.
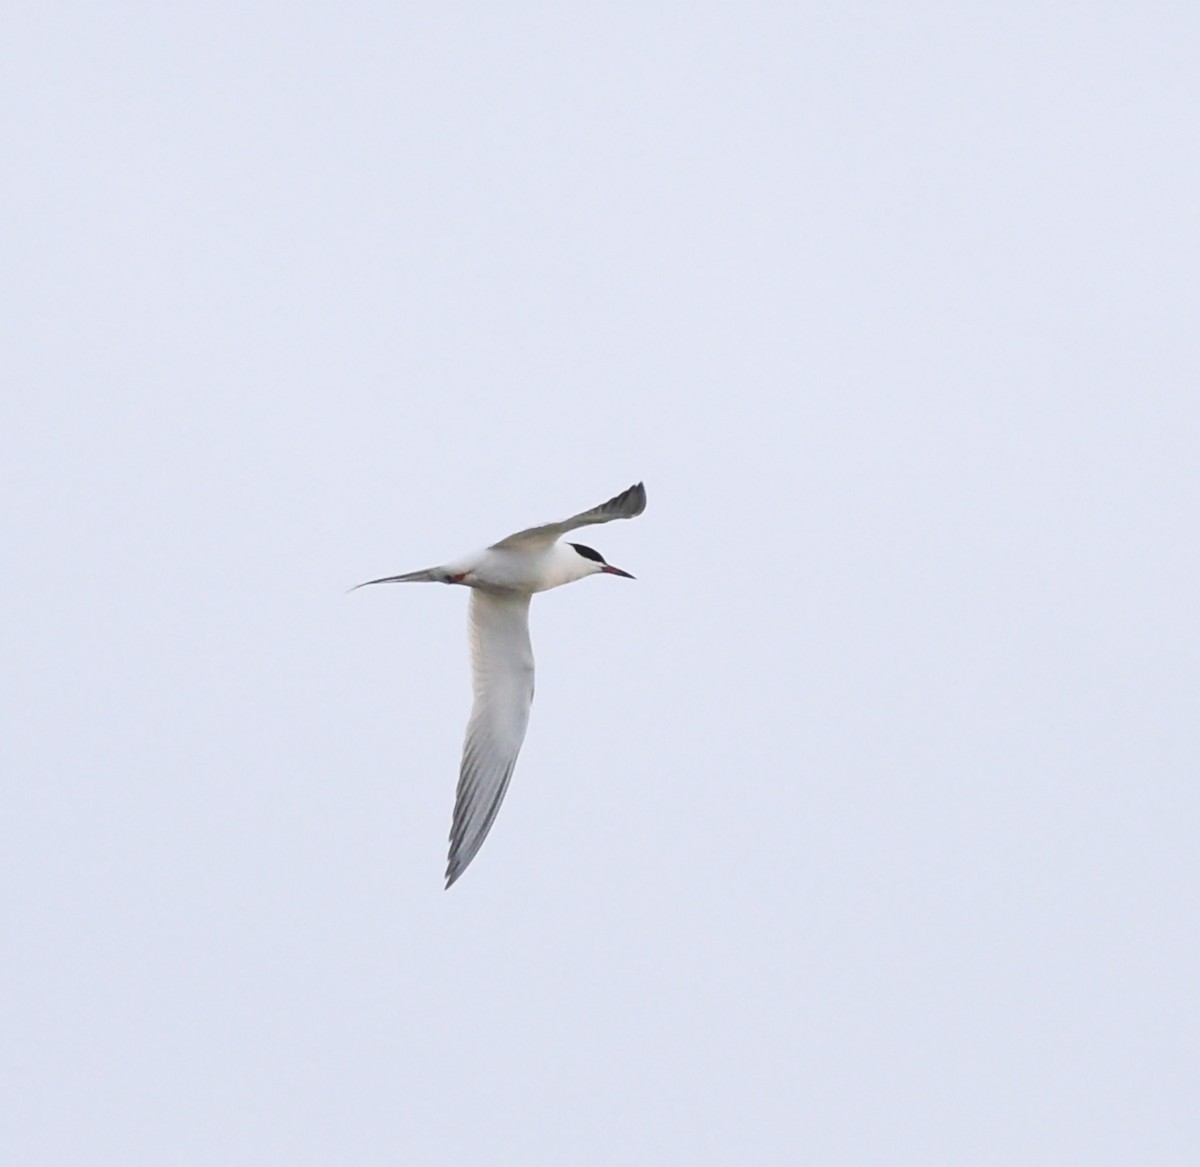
[356,482,646,887]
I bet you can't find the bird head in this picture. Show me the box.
[567,542,634,579]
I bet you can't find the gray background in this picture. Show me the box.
[4,5,1197,1164]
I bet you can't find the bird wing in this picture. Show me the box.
[446,589,536,886]
[490,481,647,550]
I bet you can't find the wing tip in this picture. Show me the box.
[444,841,466,888]
[444,841,479,889]
[619,480,647,517]
[444,848,465,889]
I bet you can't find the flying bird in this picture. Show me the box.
[356,482,647,887]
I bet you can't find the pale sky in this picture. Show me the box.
[3,5,1198,1164]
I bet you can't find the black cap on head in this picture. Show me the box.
[568,542,606,564]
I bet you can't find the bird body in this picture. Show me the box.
[356,482,646,886]
[452,541,605,592]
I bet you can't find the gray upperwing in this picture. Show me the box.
[490,481,647,550]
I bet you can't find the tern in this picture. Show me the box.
[356,482,646,887]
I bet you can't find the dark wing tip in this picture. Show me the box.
[614,481,647,519]
[444,841,465,889]
[445,845,468,888]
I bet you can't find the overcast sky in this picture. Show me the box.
[3,5,1198,1164]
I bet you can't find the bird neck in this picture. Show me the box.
[539,542,597,590]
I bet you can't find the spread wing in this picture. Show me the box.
[490,482,647,550]
[446,590,535,887]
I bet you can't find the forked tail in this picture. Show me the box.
[351,567,450,590]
